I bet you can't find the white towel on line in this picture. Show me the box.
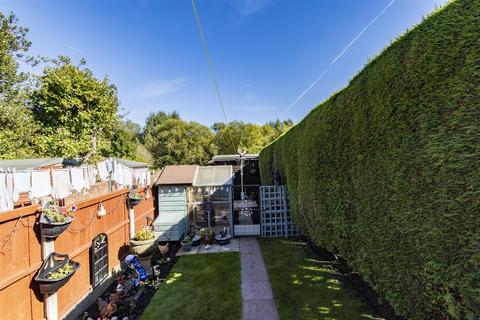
[123,167,133,187]
[70,167,85,192]
[13,171,31,201]
[97,161,109,181]
[52,169,71,199]
[113,163,125,185]
[146,170,151,185]
[31,170,52,199]
[0,173,14,212]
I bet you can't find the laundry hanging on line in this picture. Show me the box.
[0,172,14,212]
[52,169,71,200]
[70,167,85,192]
[13,170,31,201]
[31,170,52,199]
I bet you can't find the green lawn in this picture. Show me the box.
[141,252,242,320]
[259,238,379,320]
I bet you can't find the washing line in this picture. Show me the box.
[191,0,238,153]
[284,0,396,113]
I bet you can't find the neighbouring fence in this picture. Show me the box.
[260,185,300,238]
[0,186,155,320]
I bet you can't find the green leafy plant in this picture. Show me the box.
[199,227,214,244]
[133,226,155,241]
[129,193,143,201]
[42,202,77,223]
[47,262,74,280]
[259,1,480,319]
[181,236,192,245]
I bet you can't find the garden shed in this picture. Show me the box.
[155,165,234,240]
[154,165,198,241]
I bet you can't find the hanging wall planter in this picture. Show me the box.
[39,203,77,239]
[127,194,143,208]
[35,253,80,295]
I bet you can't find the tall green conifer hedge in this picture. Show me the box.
[260,1,480,319]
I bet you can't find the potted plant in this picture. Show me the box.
[35,253,80,294]
[128,193,143,207]
[130,226,156,275]
[129,226,156,256]
[215,226,232,245]
[181,236,193,251]
[39,202,77,238]
[199,227,215,245]
[192,233,201,246]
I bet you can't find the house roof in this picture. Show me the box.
[0,158,78,170]
[156,165,199,185]
[114,158,149,169]
[193,165,233,186]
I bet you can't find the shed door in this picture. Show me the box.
[154,186,187,241]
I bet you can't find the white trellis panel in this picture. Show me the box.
[260,185,300,237]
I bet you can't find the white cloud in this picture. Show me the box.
[139,78,188,98]
[229,0,273,16]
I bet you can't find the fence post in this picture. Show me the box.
[128,207,135,238]
[41,238,58,320]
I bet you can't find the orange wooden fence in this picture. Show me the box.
[0,186,156,320]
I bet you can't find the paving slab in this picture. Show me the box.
[243,299,279,320]
[240,237,279,320]
[242,281,274,300]
[176,238,239,256]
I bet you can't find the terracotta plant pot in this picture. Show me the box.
[129,237,156,257]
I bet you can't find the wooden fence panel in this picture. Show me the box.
[0,186,156,320]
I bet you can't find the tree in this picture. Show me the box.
[142,110,180,142]
[108,119,152,162]
[144,117,217,168]
[212,120,294,155]
[0,11,38,159]
[0,12,31,100]
[31,57,119,162]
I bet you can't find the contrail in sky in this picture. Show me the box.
[284,0,395,113]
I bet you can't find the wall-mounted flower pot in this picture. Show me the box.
[39,213,74,239]
[35,253,80,295]
[127,197,143,208]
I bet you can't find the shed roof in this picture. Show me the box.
[157,165,198,185]
[193,165,233,186]
[210,154,259,163]
[0,157,78,170]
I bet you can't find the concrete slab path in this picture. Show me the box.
[240,237,279,320]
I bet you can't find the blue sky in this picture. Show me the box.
[3,0,449,127]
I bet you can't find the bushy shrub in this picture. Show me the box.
[260,1,480,319]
